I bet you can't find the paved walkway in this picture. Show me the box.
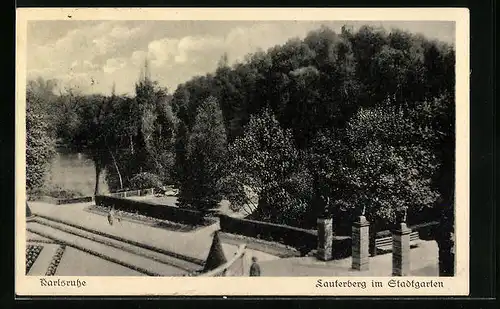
[259,240,439,276]
[28,201,280,268]
[29,201,219,261]
[27,201,439,277]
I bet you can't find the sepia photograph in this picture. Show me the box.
[16,8,469,296]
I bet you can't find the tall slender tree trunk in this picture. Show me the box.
[109,148,123,189]
[129,135,134,154]
[94,162,102,196]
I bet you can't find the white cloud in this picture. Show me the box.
[27,20,454,96]
[103,57,128,74]
[147,38,179,67]
[27,22,315,94]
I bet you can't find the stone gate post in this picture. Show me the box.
[317,217,333,261]
[352,215,370,271]
[392,222,411,276]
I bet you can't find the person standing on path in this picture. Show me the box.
[107,207,115,226]
[249,256,261,276]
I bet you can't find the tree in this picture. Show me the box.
[344,103,441,255]
[177,96,228,211]
[203,231,227,272]
[134,69,177,183]
[70,94,111,195]
[222,108,314,227]
[26,80,56,196]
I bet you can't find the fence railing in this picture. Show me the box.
[107,188,155,198]
[198,244,247,277]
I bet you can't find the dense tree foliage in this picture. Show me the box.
[170,25,454,231]
[27,25,454,238]
[177,96,228,211]
[221,108,314,226]
[26,79,57,196]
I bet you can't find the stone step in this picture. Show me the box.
[32,216,202,272]
[27,222,191,276]
[32,213,205,266]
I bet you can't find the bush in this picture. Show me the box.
[28,185,84,200]
[129,172,163,190]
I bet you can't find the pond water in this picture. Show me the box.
[46,148,109,196]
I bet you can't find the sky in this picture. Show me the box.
[26,20,455,96]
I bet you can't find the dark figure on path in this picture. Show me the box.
[249,256,261,276]
[107,208,115,226]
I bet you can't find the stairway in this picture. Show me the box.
[27,216,203,276]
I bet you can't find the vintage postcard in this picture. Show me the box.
[16,7,469,296]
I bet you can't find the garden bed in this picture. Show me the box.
[57,196,94,205]
[26,244,44,274]
[95,195,206,226]
[87,204,215,232]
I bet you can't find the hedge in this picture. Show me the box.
[218,215,318,255]
[57,196,93,205]
[95,195,205,226]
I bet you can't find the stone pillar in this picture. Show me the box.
[316,217,333,261]
[392,222,411,276]
[352,216,369,270]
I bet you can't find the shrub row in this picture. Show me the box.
[95,195,205,226]
[218,215,318,255]
[57,196,93,205]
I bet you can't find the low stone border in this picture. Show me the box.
[45,245,66,276]
[33,214,205,266]
[27,239,62,245]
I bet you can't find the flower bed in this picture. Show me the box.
[26,245,44,274]
[45,245,66,276]
[57,196,94,205]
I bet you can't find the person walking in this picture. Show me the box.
[249,256,261,276]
